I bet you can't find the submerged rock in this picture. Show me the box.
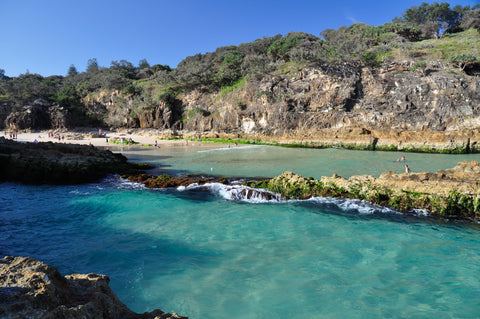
[0,256,187,319]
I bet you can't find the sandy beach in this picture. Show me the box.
[4,129,195,148]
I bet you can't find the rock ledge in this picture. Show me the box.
[0,256,187,319]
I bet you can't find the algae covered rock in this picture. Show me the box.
[257,161,480,221]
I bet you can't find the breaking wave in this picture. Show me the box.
[177,182,282,203]
[308,197,401,215]
[110,176,429,217]
[105,175,146,190]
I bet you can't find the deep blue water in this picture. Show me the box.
[2,146,480,318]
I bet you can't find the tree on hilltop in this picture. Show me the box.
[461,9,480,30]
[67,64,78,77]
[86,58,99,73]
[138,58,150,70]
[396,2,480,39]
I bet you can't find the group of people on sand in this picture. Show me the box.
[47,132,65,142]
[5,131,18,139]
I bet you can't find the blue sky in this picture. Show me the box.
[1,0,478,77]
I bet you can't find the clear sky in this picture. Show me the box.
[1,0,478,77]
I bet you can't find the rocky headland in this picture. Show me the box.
[0,138,150,184]
[0,256,186,319]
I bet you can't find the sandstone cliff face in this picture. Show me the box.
[4,61,480,151]
[4,98,70,130]
[179,61,480,150]
[183,61,480,139]
[0,256,186,319]
[82,91,182,130]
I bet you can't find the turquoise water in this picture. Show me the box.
[2,146,480,318]
[120,144,480,178]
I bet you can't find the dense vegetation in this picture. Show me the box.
[0,2,479,128]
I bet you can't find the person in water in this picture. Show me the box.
[405,164,410,174]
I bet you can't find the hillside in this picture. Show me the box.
[1,3,479,152]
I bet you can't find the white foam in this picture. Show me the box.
[308,196,401,215]
[111,176,146,190]
[185,182,283,203]
[412,208,430,216]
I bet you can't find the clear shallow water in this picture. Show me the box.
[2,146,480,318]
[121,143,480,179]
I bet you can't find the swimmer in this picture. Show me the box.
[405,164,410,174]
[401,156,405,161]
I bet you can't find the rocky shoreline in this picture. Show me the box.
[172,130,480,154]
[2,135,480,318]
[0,256,187,319]
[127,161,480,222]
[0,138,151,184]
[247,161,480,221]
[3,136,479,221]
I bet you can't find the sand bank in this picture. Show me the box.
[3,129,196,148]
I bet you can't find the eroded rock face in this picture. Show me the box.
[4,60,480,151]
[178,61,480,151]
[0,256,186,319]
[5,98,70,130]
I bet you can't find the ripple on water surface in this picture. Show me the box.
[2,167,480,318]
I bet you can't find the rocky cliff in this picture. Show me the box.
[0,256,186,319]
[177,60,480,151]
[4,60,480,152]
[5,98,71,130]
[75,60,480,152]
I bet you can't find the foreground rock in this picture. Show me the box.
[0,256,186,319]
[250,161,480,221]
[0,138,148,184]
